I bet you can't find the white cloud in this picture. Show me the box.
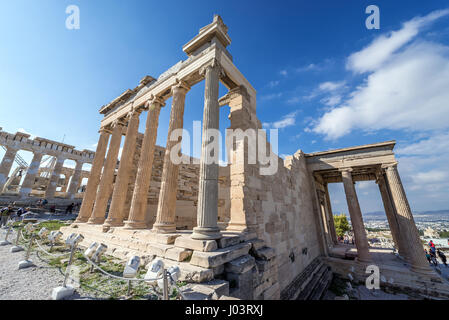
[260,92,282,101]
[267,80,280,88]
[320,95,341,107]
[314,41,449,139]
[279,70,288,77]
[263,111,298,129]
[396,132,449,156]
[347,9,449,73]
[319,81,346,92]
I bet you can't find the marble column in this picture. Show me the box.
[376,172,408,260]
[324,183,338,245]
[125,97,164,229]
[341,168,371,263]
[19,152,43,197]
[44,156,66,198]
[88,120,124,224]
[61,174,71,192]
[152,80,190,233]
[192,60,222,240]
[67,160,83,199]
[76,128,110,222]
[104,109,141,227]
[0,146,18,192]
[384,163,431,273]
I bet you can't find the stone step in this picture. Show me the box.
[164,247,192,262]
[174,236,217,252]
[190,242,251,268]
[182,279,230,300]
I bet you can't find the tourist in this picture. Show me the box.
[430,250,438,266]
[0,205,13,227]
[437,249,447,267]
[65,203,74,214]
[430,244,436,256]
[42,198,48,207]
[425,250,432,266]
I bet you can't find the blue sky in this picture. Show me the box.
[1,0,449,214]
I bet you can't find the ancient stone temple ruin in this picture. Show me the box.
[0,128,95,205]
[60,15,449,299]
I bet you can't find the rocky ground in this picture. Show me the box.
[0,228,86,300]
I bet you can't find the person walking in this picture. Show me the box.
[430,249,439,266]
[65,203,74,214]
[425,250,432,266]
[0,205,13,227]
[437,249,448,267]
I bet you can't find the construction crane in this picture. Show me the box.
[1,145,28,168]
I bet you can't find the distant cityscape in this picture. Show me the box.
[336,210,449,249]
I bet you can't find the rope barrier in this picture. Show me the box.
[34,239,69,258]
[6,225,185,300]
[20,230,30,242]
[82,253,163,283]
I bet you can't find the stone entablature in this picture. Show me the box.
[0,128,95,162]
[0,127,95,200]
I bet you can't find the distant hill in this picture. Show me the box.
[334,210,449,216]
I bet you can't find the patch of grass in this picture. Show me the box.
[38,220,66,231]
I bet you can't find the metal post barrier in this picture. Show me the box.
[0,224,12,245]
[10,226,24,252]
[162,269,169,300]
[18,232,35,269]
[62,244,76,288]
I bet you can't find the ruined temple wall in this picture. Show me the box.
[119,135,230,229]
[248,152,321,294]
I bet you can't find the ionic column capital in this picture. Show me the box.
[145,95,166,109]
[339,167,353,174]
[199,58,225,78]
[112,119,126,128]
[171,79,190,95]
[381,162,398,170]
[127,108,142,118]
[99,127,112,134]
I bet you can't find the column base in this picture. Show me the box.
[191,226,222,240]
[152,222,176,234]
[103,218,124,228]
[87,217,105,225]
[225,223,248,233]
[75,216,89,223]
[124,220,149,229]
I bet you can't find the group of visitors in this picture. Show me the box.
[338,235,355,245]
[425,240,447,267]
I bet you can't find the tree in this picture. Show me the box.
[334,214,350,238]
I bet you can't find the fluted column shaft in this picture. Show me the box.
[76,129,110,222]
[19,152,43,197]
[125,98,164,229]
[0,146,18,192]
[88,121,124,224]
[67,161,83,199]
[45,156,66,198]
[341,169,371,262]
[153,81,190,233]
[324,183,338,245]
[385,164,431,273]
[105,110,141,227]
[192,61,222,240]
[376,173,408,259]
